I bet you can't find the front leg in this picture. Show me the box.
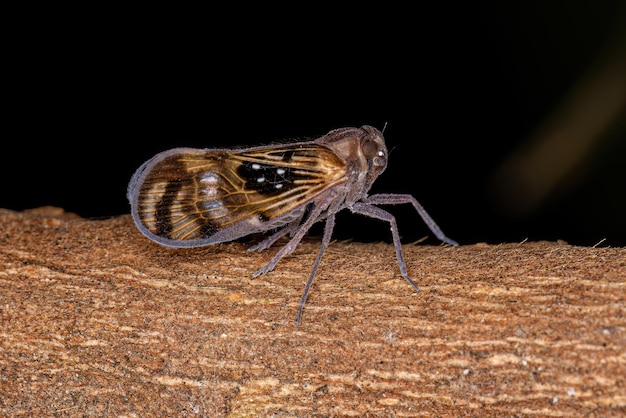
[350,202,420,292]
[363,193,458,246]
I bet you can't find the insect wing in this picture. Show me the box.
[127,144,347,247]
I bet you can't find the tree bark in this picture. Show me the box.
[1,207,624,416]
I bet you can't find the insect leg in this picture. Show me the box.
[362,194,458,246]
[297,213,336,326]
[350,202,420,293]
[252,196,331,278]
[248,207,310,252]
[247,221,300,252]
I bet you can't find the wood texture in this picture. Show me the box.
[1,207,624,416]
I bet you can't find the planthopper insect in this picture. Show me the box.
[127,125,458,325]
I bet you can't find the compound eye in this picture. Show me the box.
[362,139,379,158]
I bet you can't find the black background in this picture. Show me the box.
[4,3,626,247]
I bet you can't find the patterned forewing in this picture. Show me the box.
[135,145,347,241]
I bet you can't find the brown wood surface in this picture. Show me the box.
[1,207,624,416]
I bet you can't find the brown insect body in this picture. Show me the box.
[128,125,457,325]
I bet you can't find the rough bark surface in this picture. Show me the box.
[1,207,624,417]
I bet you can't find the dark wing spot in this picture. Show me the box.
[282,150,295,162]
[237,162,294,196]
